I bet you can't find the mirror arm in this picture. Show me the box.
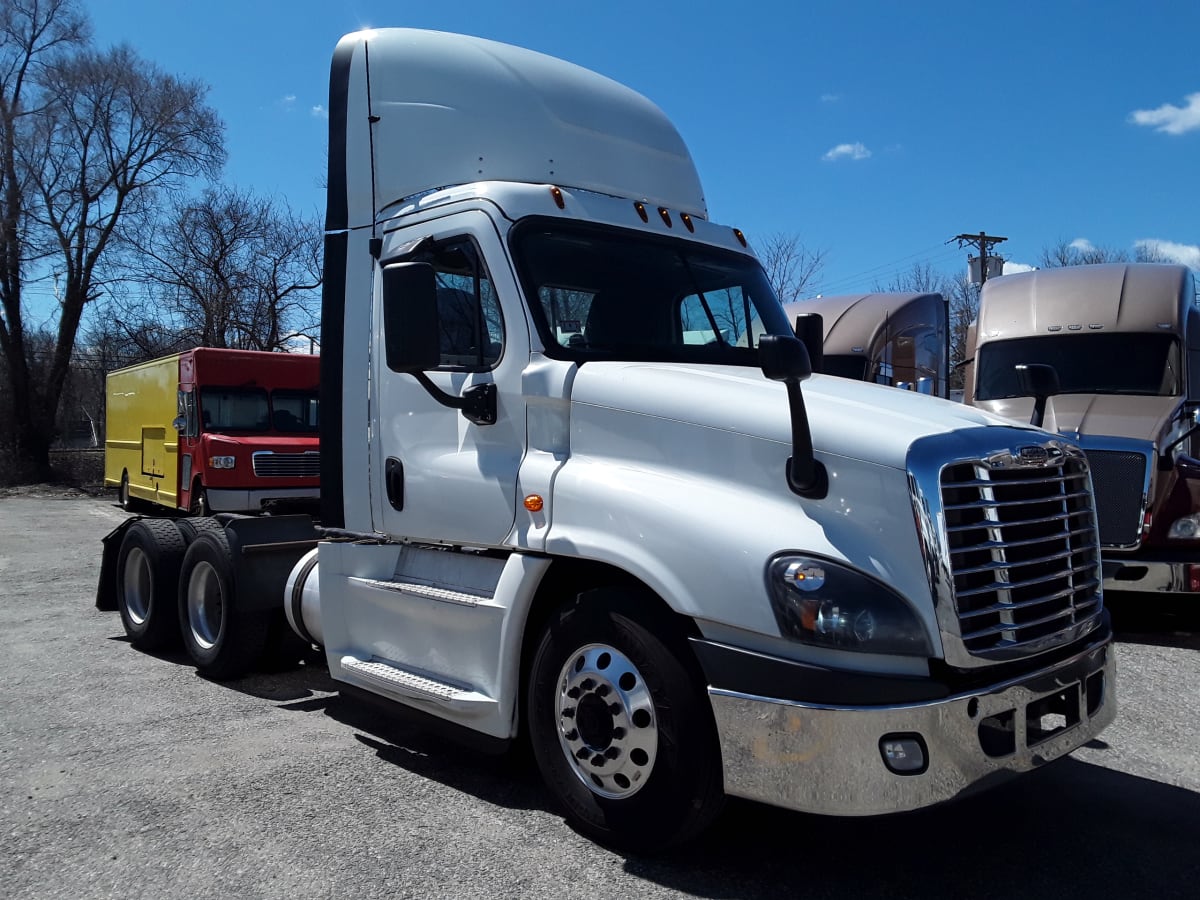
[411,372,497,426]
[782,381,828,499]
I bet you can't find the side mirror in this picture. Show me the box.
[792,312,824,375]
[382,261,441,373]
[1015,363,1060,428]
[172,416,187,432]
[759,335,826,499]
[760,334,813,383]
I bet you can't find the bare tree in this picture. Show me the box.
[127,186,320,351]
[0,5,224,478]
[1039,240,1128,268]
[946,273,980,391]
[0,0,88,477]
[756,232,827,303]
[873,261,950,295]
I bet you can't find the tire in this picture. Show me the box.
[178,530,270,680]
[176,515,225,546]
[189,482,210,517]
[118,471,133,511]
[116,518,186,650]
[527,588,724,851]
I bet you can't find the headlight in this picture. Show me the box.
[766,554,933,656]
[1168,513,1200,540]
[209,456,236,469]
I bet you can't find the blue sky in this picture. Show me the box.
[84,0,1199,300]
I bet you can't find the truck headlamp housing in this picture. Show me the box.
[1167,513,1200,540]
[766,554,933,656]
[209,456,237,469]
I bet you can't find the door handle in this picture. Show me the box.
[385,457,404,511]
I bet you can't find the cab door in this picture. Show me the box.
[370,211,528,546]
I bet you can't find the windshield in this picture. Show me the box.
[200,387,270,432]
[512,220,794,365]
[199,387,320,434]
[271,390,320,433]
[976,333,1181,400]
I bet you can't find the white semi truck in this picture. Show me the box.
[97,28,1115,850]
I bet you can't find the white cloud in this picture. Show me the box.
[1135,238,1200,269]
[1003,261,1037,275]
[822,142,871,162]
[820,93,840,103]
[1069,238,1096,252]
[311,104,328,119]
[1129,92,1200,135]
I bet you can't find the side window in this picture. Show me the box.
[177,390,198,438]
[679,287,759,347]
[417,238,503,370]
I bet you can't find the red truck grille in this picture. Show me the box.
[252,451,320,478]
[940,456,1103,656]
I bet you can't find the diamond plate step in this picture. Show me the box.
[340,656,494,714]
[349,576,490,607]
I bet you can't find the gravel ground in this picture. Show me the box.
[1,490,1198,899]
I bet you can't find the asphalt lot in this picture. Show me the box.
[2,490,1198,899]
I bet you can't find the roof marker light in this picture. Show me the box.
[634,202,648,222]
[681,212,695,233]
[1047,325,1063,331]
[1088,324,1103,329]
[658,207,672,227]
[550,186,565,209]
[733,228,747,247]
[524,494,544,512]
[1068,324,1082,331]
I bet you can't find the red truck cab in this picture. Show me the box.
[176,349,320,515]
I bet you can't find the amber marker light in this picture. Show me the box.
[658,207,672,227]
[550,186,565,209]
[680,212,695,233]
[732,228,747,247]
[634,202,648,222]
[524,494,545,512]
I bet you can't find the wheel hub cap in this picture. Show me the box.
[554,643,658,799]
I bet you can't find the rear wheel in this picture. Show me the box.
[116,518,185,650]
[178,531,270,680]
[527,589,724,851]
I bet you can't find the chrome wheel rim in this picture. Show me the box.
[122,547,152,625]
[187,561,224,650]
[554,643,658,799]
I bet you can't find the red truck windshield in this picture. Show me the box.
[200,387,319,434]
[976,333,1181,400]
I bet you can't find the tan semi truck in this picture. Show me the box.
[782,292,948,396]
[965,263,1200,597]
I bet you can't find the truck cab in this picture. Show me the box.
[100,29,1115,852]
[781,292,948,396]
[967,263,1200,597]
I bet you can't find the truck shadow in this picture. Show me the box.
[628,759,1200,897]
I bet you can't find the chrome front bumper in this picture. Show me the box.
[708,637,1115,817]
[1105,560,1198,597]
[206,486,319,513]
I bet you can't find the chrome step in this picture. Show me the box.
[339,655,493,713]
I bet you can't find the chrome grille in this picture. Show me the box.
[252,450,320,478]
[1082,449,1147,547]
[939,455,1102,657]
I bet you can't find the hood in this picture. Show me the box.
[975,394,1180,444]
[569,361,1017,470]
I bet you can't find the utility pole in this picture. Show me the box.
[953,231,1007,285]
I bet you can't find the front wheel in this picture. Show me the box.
[527,589,724,851]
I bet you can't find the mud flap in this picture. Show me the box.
[96,519,139,610]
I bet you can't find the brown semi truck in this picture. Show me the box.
[965,262,1200,598]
